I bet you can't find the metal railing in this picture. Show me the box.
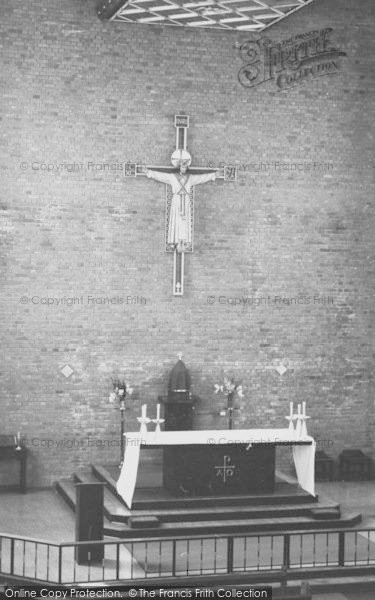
[1,527,375,585]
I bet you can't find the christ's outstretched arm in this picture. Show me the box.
[137,166,174,185]
[188,172,217,186]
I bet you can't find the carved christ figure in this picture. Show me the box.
[141,153,224,252]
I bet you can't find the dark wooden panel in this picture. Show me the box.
[163,444,275,495]
[0,435,27,492]
[163,402,194,431]
[75,483,105,564]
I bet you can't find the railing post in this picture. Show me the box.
[116,542,120,580]
[338,532,345,567]
[283,534,290,570]
[10,538,15,575]
[58,546,62,584]
[227,537,234,573]
[172,540,176,577]
[281,534,291,593]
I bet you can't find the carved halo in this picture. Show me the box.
[171,149,192,169]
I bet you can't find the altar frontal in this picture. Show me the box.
[117,426,316,508]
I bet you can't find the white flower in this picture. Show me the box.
[127,387,134,395]
[237,386,244,398]
[118,388,125,396]
[214,384,223,394]
[109,392,116,403]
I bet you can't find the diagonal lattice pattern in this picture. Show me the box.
[98,0,314,31]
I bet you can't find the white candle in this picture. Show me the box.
[302,401,306,417]
[156,403,160,420]
[297,403,301,416]
[289,402,293,418]
[142,404,146,418]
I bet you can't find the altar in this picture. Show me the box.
[117,429,315,508]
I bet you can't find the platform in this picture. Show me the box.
[55,463,362,540]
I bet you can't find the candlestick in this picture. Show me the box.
[137,404,151,434]
[285,402,295,434]
[15,432,22,451]
[295,404,302,438]
[152,403,165,434]
[301,403,310,438]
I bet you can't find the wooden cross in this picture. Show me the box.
[125,115,237,296]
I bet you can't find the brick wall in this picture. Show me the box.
[0,0,374,486]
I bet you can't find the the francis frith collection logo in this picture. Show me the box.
[238,28,347,91]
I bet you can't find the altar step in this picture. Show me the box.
[55,464,362,539]
[103,512,362,539]
[56,474,326,523]
[55,473,131,523]
[92,464,318,510]
[57,475,338,524]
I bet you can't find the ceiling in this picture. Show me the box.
[97,0,315,32]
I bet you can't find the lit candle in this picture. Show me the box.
[289,402,293,419]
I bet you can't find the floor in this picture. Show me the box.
[313,592,375,599]
[0,480,374,597]
[313,594,373,599]
[315,480,375,526]
[0,480,373,541]
[0,488,75,542]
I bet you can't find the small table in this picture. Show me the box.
[0,435,27,493]
[339,449,371,481]
[315,450,334,481]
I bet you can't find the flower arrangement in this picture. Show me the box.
[109,378,134,403]
[214,376,244,399]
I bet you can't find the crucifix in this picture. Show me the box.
[124,115,237,296]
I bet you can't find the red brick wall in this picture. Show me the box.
[0,0,374,486]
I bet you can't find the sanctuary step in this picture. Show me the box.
[55,463,362,539]
[92,464,317,510]
[103,512,362,539]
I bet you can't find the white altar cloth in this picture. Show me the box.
[116,428,316,508]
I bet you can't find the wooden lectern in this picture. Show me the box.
[75,482,105,565]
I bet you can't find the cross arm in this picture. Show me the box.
[124,163,177,177]
[192,165,238,181]
[124,163,237,181]
[216,166,237,181]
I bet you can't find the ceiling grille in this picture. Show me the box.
[98,0,315,31]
